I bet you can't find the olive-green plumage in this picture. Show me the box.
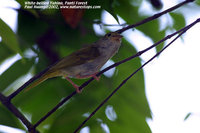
[26,32,123,92]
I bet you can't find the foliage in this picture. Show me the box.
[0,0,198,132]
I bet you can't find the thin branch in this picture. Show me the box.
[32,17,200,130]
[74,18,200,133]
[0,93,38,133]
[116,0,194,34]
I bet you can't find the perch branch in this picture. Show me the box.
[74,18,200,133]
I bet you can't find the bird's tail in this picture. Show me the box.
[25,70,60,91]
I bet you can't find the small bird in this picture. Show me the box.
[26,32,123,93]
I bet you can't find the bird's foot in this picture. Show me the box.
[65,77,81,93]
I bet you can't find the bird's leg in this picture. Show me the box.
[65,77,81,93]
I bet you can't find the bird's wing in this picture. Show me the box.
[51,45,101,70]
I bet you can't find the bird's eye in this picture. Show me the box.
[107,33,111,37]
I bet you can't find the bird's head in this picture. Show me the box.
[104,32,123,42]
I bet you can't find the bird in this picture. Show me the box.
[25,32,123,93]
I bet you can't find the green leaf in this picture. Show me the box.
[0,58,34,92]
[170,13,186,31]
[0,18,22,56]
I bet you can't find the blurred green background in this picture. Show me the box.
[0,0,199,132]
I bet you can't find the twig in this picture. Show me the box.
[0,93,38,133]
[74,18,200,133]
[116,0,194,34]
